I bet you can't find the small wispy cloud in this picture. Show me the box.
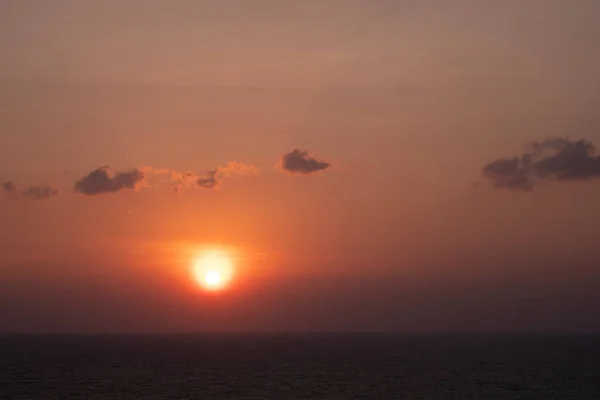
[278,149,331,174]
[2,181,16,193]
[218,161,260,178]
[139,167,195,192]
[22,185,59,200]
[195,161,259,190]
[481,138,600,191]
[2,181,58,200]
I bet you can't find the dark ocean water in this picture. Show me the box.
[1,334,599,399]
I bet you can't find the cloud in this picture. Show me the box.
[22,185,58,200]
[74,166,145,195]
[2,181,58,200]
[534,139,600,180]
[196,170,219,189]
[279,149,331,174]
[141,162,258,191]
[482,138,600,191]
[482,157,533,191]
[4,160,259,200]
[138,166,195,192]
[195,162,259,190]
[2,181,16,193]
[217,161,259,178]
[72,162,258,195]
[172,171,198,192]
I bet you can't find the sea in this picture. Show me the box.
[1,333,599,399]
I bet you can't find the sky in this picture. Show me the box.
[1,0,600,333]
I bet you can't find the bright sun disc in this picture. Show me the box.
[205,270,221,286]
[192,250,234,290]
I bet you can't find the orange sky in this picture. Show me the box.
[1,0,600,332]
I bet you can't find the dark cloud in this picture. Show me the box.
[535,139,600,180]
[2,181,16,193]
[196,170,219,189]
[482,138,600,191]
[280,149,331,174]
[74,166,145,195]
[22,185,58,200]
[482,157,533,191]
[2,181,58,200]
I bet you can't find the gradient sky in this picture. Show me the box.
[1,0,600,333]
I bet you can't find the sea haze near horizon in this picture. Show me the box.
[1,333,599,399]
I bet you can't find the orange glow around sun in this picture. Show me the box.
[192,249,235,291]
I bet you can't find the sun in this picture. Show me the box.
[192,249,234,291]
[204,270,222,286]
